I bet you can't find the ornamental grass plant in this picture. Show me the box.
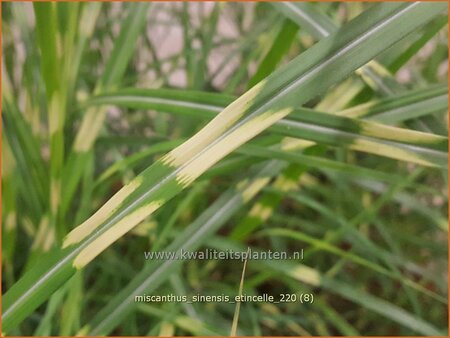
[2,2,448,336]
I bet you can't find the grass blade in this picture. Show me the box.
[85,88,448,168]
[230,248,250,336]
[3,3,445,332]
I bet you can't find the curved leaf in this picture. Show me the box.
[3,2,445,332]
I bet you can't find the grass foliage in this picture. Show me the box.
[2,2,448,336]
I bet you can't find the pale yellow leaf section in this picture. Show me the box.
[299,173,318,187]
[361,121,444,145]
[5,213,16,232]
[241,177,271,203]
[274,176,298,191]
[337,100,376,118]
[159,322,175,337]
[50,179,61,214]
[131,220,157,236]
[176,108,293,187]
[63,177,143,248]
[356,60,392,93]
[73,200,163,269]
[162,80,267,167]
[43,228,56,252]
[315,77,362,113]
[280,137,315,151]
[249,203,273,221]
[79,3,101,37]
[75,325,91,336]
[288,265,321,286]
[56,24,63,59]
[350,139,434,167]
[73,107,107,152]
[32,216,55,252]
